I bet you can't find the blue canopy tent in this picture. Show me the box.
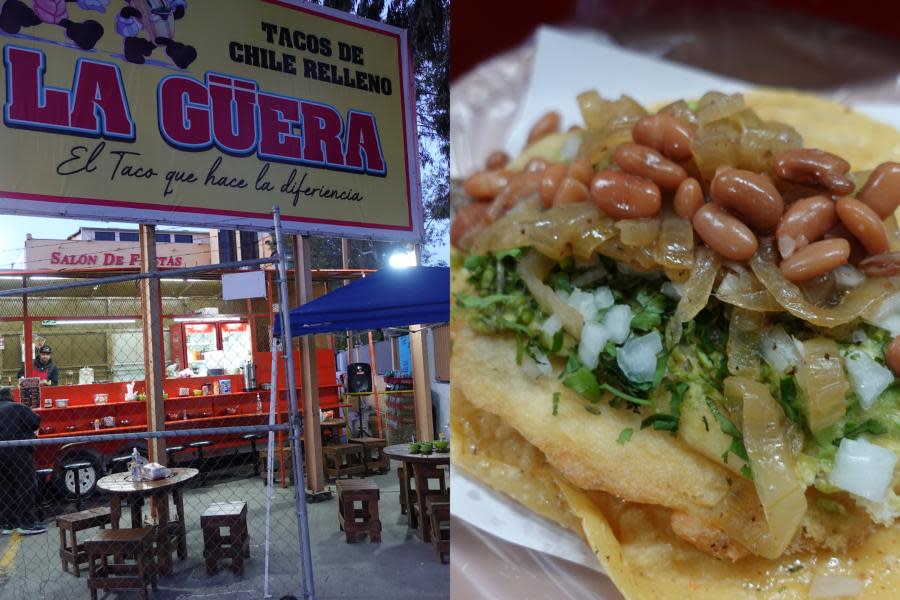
[276,266,450,336]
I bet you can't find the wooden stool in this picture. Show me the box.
[398,463,412,515]
[405,464,448,531]
[260,445,294,486]
[323,444,365,479]
[201,501,250,575]
[85,528,156,600]
[156,489,188,562]
[57,507,113,577]
[336,479,381,543]
[349,437,389,474]
[428,498,450,564]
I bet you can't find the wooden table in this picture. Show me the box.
[383,444,450,542]
[96,468,199,576]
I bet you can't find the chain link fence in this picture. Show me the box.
[0,238,318,599]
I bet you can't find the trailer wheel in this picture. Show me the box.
[56,453,103,498]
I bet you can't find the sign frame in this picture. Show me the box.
[0,0,423,243]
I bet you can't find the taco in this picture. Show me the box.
[451,89,900,598]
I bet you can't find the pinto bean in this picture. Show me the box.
[691,204,758,261]
[773,148,854,196]
[451,202,490,249]
[710,168,784,230]
[487,171,542,222]
[590,170,661,219]
[485,150,510,171]
[835,196,890,256]
[775,195,837,258]
[525,157,549,173]
[778,238,851,282]
[858,252,900,278]
[825,223,867,265]
[632,114,695,161]
[885,335,900,377]
[857,162,900,219]
[553,177,589,206]
[463,170,510,200]
[613,143,687,190]
[539,163,568,207]
[674,177,704,220]
[567,157,593,185]
[526,111,561,146]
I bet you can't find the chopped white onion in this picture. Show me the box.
[844,351,893,410]
[829,438,898,502]
[540,314,562,343]
[602,304,632,344]
[593,286,615,309]
[833,264,865,290]
[777,233,798,259]
[716,272,741,297]
[560,134,580,161]
[760,325,802,373]
[521,350,553,379]
[572,267,607,288]
[660,281,684,300]
[563,288,599,321]
[617,331,663,384]
[809,574,863,598]
[850,329,868,344]
[865,292,900,336]
[578,322,609,371]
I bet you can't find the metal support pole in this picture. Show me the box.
[341,238,352,364]
[263,334,280,598]
[272,207,316,600]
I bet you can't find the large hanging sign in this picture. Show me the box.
[0,0,421,241]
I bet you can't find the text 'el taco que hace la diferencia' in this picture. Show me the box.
[451,89,900,598]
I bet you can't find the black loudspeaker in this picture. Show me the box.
[347,363,372,393]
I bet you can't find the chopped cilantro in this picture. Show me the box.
[816,498,846,515]
[585,405,603,415]
[630,289,668,331]
[551,330,564,354]
[705,397,749,465]
[640,414,679,431]
[617,428,634,445]
[840,418,888,441]
[740,464,753,480]
[776,377,801,424]
[552,392,560,416]
[562,365,605,402]
[549,271,573,294]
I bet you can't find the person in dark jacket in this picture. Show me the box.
[16,344,59,386]
[0,386,46,535]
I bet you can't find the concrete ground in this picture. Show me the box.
[0,463,449,600]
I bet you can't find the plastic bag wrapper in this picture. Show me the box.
[141,462,169,481]
[450,7,900,599]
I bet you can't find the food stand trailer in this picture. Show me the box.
[1,267,367,496]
